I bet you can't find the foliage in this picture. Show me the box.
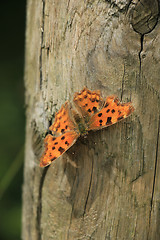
[0,1,26,239]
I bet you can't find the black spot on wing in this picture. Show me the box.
[58,147,65,154]
[106,109,110,113]
[98,113,102,117]
[92,106,97,113]
[83,103,88,107]
[65,141,70,146]
[61,136,65,140]
[106,117,112,125]
[117,116,124,121]
[118,110,121,115]
[111,109,115,113]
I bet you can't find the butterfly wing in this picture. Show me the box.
[40,101,80,167]
[73,87,104,118]
[88,96,134,130]
[40,131,79,167]
[49,102,76,135]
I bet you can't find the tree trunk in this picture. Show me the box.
[22,0,160,239]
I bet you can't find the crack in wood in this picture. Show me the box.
[39,0,45,90]
[130,149,146,184]
[147,115,160,240]
[66,168,78,240]
[36,167,49,240]
[138,34,144,76]
[64,150,95,238]
[130,172,143,183]
[83,157,94,217]
[120,63,125,101]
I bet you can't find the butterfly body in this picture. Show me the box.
[40,87,134,167]
[77,122,88,136]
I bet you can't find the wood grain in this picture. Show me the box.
[22,0,160,239]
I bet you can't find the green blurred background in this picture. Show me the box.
[0,1,26,239]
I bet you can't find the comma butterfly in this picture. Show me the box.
[40,87,134,167]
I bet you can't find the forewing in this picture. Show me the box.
[49,102,76,135]
[73,87,103,118]
[40,131,79,167]
[88,96,134,130]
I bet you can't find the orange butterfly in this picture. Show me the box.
[40,87,134,167]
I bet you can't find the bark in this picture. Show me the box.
[22,0,160,239]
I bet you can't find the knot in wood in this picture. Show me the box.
[129,0,159,35]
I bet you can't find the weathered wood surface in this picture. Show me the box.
[22,0,160,239]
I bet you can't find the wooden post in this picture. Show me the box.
[22,0,160,239]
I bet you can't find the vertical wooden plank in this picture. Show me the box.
[23,0,160,239]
